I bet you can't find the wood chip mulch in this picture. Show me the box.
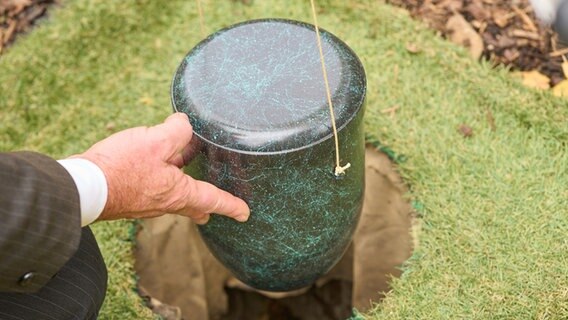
[0,0,56,54]
[386,0,568,85]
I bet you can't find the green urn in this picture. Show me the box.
[171,19,366,291]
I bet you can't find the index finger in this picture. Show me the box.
[152,113,194,167]
[184,176,250,222]
[153,112,194,153]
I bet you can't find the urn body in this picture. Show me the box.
[172,19,366,291]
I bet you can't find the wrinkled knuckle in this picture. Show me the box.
[185,181,200,208]
[162,196,185,213]
[207,196,222,214]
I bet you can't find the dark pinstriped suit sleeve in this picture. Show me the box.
[0,151,81,293]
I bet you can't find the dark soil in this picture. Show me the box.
[386,0,567,85]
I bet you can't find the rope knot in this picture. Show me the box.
[334,163,351,176]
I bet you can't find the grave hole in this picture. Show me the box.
[134,146,416,320]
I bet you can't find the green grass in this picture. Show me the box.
[1,0,566,319]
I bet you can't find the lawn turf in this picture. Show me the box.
[0,0,566,319]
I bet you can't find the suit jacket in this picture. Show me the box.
[0,151,81,293]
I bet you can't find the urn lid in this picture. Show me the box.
[171,19,366,153]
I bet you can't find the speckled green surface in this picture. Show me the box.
[173,19,367,291]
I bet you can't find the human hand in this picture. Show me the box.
[76,113,250,224]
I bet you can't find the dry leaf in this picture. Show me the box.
[466,2,488,21]
[497,35,516,48]
[139,96,154,105]
[562,61,568,79]
[405,42,422,54]
[552,80,568,96]
[514,70,550,90]
[458,124,473,138]
[512,29,540,41]
[446,13,484,60]
[503,48,519,62]
[6,0,32,14]
[4,20,17,43]
[381,105,400,117]
[486,109,496,131]
[493,10,512,28]
[494,16,509,28]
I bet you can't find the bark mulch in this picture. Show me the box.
[387,0,567,86]
[0,0,56,54]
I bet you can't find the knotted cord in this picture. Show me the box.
[309,0,350,176]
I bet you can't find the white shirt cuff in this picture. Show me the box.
[57,159,108,227]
